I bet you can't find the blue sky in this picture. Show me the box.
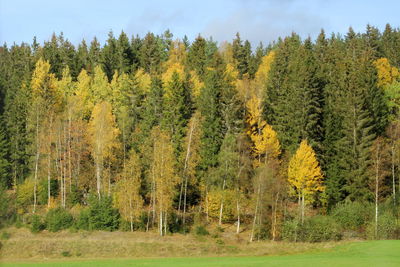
[1,0,399,46]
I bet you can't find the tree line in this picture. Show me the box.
[0,24,400,240]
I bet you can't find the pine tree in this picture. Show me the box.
[75,39,89,75]
[101,31,119,81]
[162,71,192,157]
[266,34,323,153]
[0,119,10,187]
[187,35,207,78]
[197,69,224,172]
[140,33,162,74]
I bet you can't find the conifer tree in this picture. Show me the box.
[187,35,207,78]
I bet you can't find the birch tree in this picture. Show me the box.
[87,101,119,199]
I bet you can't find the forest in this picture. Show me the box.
[0,24,400,242]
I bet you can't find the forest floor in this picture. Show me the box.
[1,227,398,266]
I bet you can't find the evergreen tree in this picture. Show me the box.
[162,71,192,157]
[197,69,224,172]
[187,35,207,78]
[0,119,10,187]
[140,33,162,74]
[102,31,119,81]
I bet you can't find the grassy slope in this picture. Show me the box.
[2,240,400,266]
[0,227,340,260]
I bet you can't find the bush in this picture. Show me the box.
[75,208,90,230]
[1,231,10,240]
[194,225,209,236]
[68,184,83,206]
[46,207,74,232]
[366,212,400,240]
[61,251,71,257]
[88,196,119,231]
[331,201,373,231]
[30,214,45,233]
[16,179,34,209]
[282,216,341,242]
[38,179,59,205]
[0,185,15,228]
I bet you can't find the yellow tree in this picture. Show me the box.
[288,140,324,223]
[91,65,111,103]
[254,51,276,93]
[87,101,120,199]
[246,95,280,165]
[374,58,400,88]
[115,150,143,232]
[151,126,178,236]
[374,58,400,202]
[178,111,202,224]
[30,58,58,212]
[134,68,152,94]
[75,69,93,119]
[246,94,281,241]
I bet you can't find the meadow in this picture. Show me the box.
[1,227,399,267]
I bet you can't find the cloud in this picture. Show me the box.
[202,0,328,45]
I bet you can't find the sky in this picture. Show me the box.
[1,0,399,47]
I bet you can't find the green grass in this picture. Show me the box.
[2,240,399,267]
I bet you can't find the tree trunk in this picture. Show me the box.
[181,120,195,224]
[375,151,379,239]
[205,186,209,222]
[129,194,133,232]
[33,111,40,213]
[236,198,240,234]
[301,192,305,225]
[218,177,226,226]
[47,149,51,208]
[159,210,163,236]
[272,192,279,241]
[68,112,72,194]
[391,144,396,204]
[164,211,167,236]
[250,182,261,242]
[96,162,101,199]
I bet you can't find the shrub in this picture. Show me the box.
[204,190,237,223]
[38,179,59,205]
[30,214,45,233]
[1,231,10,240]
[68,184,83,206]
[88,196,119,231]
[281,219,300,242]
[194,225,209,236]
[303,215,342,242]
[61,251,71,257]
[0,185,15,228]
[366,212,400,240]
[282,216,341,242]
[331,201,373,231]
[46,207,74,232]
[75,208,90,230]
[16,179,34,208]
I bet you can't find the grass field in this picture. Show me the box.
[2,240,399,267]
